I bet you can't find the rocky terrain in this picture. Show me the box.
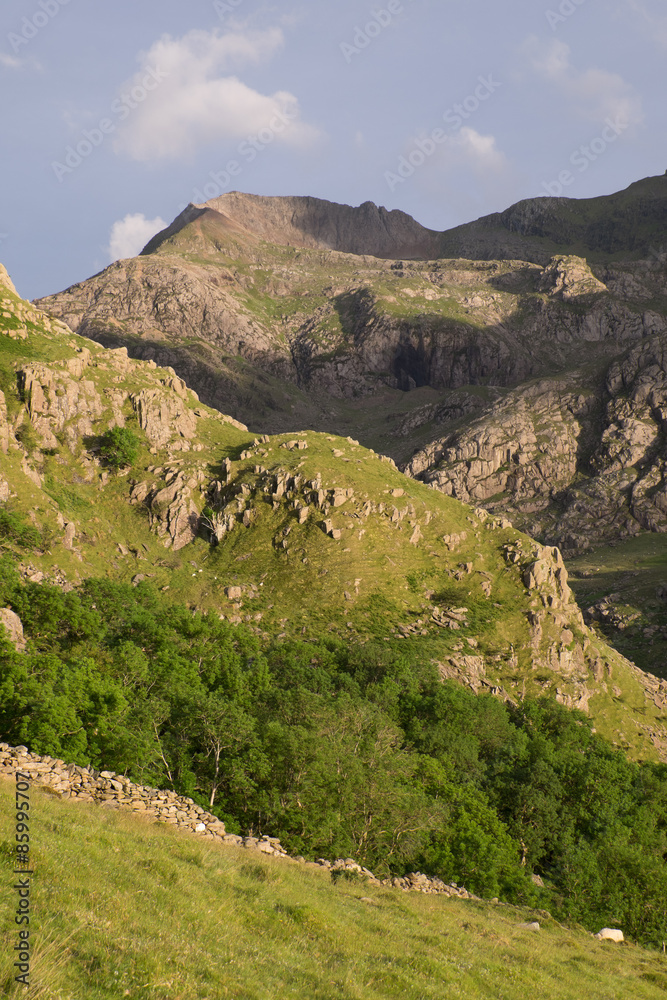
[34,190,667,453]
[2,269,667,759]
[32,186,667,547]
[28,180,667,681]
[406,324,667,555]
[144,193,445,260]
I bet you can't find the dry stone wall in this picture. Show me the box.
[0,742,478,900]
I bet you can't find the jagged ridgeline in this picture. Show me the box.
[1,266,667,759]
[35,180,667,457]
[32,183,667,566]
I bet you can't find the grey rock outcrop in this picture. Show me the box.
[131,386,198,451]
[17,359,103,450]
[0,263,18,295]
[130,465,205,550]
[0,609,25,650]
[538,255,608,300]
[406,323,667,554]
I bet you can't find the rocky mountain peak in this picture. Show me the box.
[145,192,444,261]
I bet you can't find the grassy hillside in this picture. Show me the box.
[1,778,666,1000]
[3,270,667,758]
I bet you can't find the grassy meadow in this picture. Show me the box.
[1,779,667,1000]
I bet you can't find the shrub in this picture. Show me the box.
[98,426,141,470]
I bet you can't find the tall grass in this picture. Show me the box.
[1,779,666,999]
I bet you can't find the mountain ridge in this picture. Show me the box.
[137,176,667,265]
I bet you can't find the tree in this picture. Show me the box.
[98,426,141,470]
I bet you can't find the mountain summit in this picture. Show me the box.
[142,192,444,260]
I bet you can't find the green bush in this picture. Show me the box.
[98,426,142,470]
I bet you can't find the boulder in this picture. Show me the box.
[0,608,25,651]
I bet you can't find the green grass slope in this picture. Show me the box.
[2,275,667,759]
[1,779,666,1000]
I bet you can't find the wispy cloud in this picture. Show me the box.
[523,37,643,126]
[0,53,23,70]
[450,127,509,175]
[624,0,667,48]
[112,27,321,162]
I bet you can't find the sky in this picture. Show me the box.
[1,0,666,300]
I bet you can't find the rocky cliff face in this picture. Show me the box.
[406,322,667,555]
[30,186,667,564]
[36,207,667,449]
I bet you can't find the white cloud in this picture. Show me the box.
[407,125,520,223]
[112,27,321,162]
[524,37,643,126]
[106,214,167,262]
[450,127,509,174]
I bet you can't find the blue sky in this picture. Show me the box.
[1,0,665,299]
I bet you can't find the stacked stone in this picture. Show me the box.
[0,743,233,845]
[386,871,480,899]
[314,857,479,899]
[0,742,475,890]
